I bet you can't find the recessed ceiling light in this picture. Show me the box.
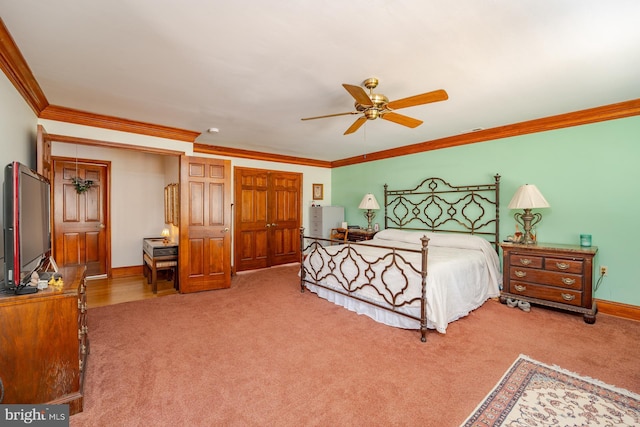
[207,127,220,133]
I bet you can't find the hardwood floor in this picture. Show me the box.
[86,273,178,309]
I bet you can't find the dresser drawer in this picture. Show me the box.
[509,268,582,290]
[510,254,543,269]
[510,281,582,307]
[545,257,583,274]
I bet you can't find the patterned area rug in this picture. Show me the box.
[462,354,640,426]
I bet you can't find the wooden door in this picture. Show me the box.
[234,167,301,272]
[53,159,109,277]
[268,172,301,266]
[234,168,269,271]
[179,156,231,293]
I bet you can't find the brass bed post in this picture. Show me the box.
[300,227,306,293]
[494,174,501,253]
[384,183,388,230]
[420,235,430,342]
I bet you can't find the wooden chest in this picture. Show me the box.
[0,266,88,413]
[500,242,598,323]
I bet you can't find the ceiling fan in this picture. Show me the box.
[301,78,448,135]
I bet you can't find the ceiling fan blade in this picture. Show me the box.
[301,111,357,121]
[386,89,448,110]
[343,84,373,107]
[344,117,367,135]
[381,112,423,128]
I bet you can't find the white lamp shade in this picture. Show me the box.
[161,228,171,238]
[508,184,550,209]
[358,193,380,210]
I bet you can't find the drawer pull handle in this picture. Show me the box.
[556,262,570,270]
[514,284,526,292]
[519,258,532,266]
[561,293,575,301]
[514,270,527,278]
[561,277,576,285]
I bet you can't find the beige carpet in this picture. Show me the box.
[70,264,640,426]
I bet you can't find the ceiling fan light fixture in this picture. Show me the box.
[370,93,388,108]
[364,109,379,120]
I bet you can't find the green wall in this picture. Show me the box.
[331,115,640,306]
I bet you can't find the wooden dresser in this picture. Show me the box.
[0,266,88,414]
[500,242,598,323]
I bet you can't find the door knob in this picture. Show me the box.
[266,224,271,228]
[271,223,278,227]
[223,227,229,233]
[98,223,105,229]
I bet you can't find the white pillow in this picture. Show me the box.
[373,229,428,245]
[375,229,493,251]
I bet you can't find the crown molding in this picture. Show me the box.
[49,133,184,157]
[40,105,199,142]
[194,143,331,168]
[331,98,640,168]
[0,18,48,114]
[3,16,638,166]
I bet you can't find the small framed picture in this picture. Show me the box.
[312,183,323,200]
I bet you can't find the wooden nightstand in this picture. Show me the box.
[499,242,598,323]
[347,229,377,242]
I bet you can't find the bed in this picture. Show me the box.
[299,175,502,342]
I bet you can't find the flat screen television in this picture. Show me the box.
[2,161,52,294]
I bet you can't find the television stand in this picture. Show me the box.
[15,285,38,295]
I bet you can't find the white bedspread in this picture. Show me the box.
[302,230,501,334]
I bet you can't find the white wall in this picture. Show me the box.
[40,120,332,269]
[0,72,39,284]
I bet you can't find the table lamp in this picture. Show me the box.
[161,228,171,244]
[507,184,550,244]
[358,193,380,231]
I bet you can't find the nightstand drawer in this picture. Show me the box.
[545,257,583,274]
[510,281,582,307]
[510,254,543,269]
[509,268,582,290]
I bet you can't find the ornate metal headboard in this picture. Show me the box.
[384,174,501,250]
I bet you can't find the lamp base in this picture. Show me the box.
[364,209,376,232]
[514,209,542,245]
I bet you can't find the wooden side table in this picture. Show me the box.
[143,238,179,293]
[499,242,598,323]
[347,229,377,242]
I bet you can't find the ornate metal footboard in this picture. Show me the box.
[300,175,500,342]
[300,231,430,342]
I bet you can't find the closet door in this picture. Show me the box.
[234,168,301,272]
[179,156,231,292]
[268,172,301,266]
[235,168,269,271]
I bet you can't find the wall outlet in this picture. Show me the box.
[600,266,608,276]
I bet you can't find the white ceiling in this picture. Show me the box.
[2,1,640,162]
